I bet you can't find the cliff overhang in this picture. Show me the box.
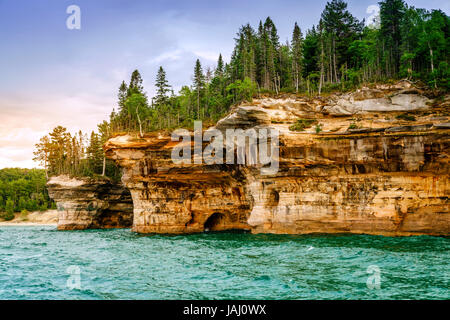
[103,83,449,236]
[47,175,133,230]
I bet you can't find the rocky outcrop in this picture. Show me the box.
[323,81,432,116]
[47,175,133,230]
[102,138,250,233]
[246,133,449,236]
[104,83,449,236]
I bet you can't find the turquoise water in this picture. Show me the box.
[0,226,448,300]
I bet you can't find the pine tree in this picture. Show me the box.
[97,121,111,176]
[256,20,266,87]
[418,9,449,88]
[321,0,362,83]
[118,81,128,109]
[279,42,292,90]
[379,0,406,76]
[193,59,205,118]
[48,126,71,175]
[318,20,325,94]
[264,17,280,92]
[33,136,51,179]
[117,81,128,129]
[128,69,144,95]
[87,131,103,174]
[154,66,171,106]
[303,26,319,77]
[215,54,224,78]
[292,22,304,92]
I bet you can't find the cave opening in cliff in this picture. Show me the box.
[204,213,224,232]
[203,213,249,233]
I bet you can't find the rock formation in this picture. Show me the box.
[102,137,251,233]
[104,82,449,236]
[47,175,133,230]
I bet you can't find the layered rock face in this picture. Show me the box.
[103,139,250,233]
[47,175,133,230]
[104,82,449,236]
[246,133,449,236]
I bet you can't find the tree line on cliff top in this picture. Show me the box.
[34,0,449,179]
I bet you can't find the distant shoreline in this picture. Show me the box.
[0,222,57,226]
[0,210,58,227]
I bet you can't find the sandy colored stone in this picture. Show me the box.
[47,175,133,230]
[101,82,449,236]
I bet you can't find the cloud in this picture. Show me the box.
[147,49,184,65]
[0,147,36,169]
[0,91,114,168]
[192,50,221,62]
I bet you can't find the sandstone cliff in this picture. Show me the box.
[104,82,449,236]
[47,175,133,230]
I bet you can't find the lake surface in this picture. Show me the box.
[0,226,448,300]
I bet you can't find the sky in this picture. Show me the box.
[0,0,448,168]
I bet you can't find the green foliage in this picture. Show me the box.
[3,199,14,220]
[20,209,29,220]
[435,62,450,89]
[128,70,144,95]
[292,22,304,92]
[0,169,53,217]
[348,123,358,130]
[379,0,406,75]
[289,119,318,132]
[108,55,256,134]
[226,77,257,103]
[226,3,448,94]
[35,125,122,180]
[154,66,171,106]
[2,212,14,221]
[315,124,323,134]
[103,4,448,140]
[86,131,103,173]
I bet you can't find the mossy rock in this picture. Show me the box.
[289,119,318,132]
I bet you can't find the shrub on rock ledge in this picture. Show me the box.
[289,119,318,132]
